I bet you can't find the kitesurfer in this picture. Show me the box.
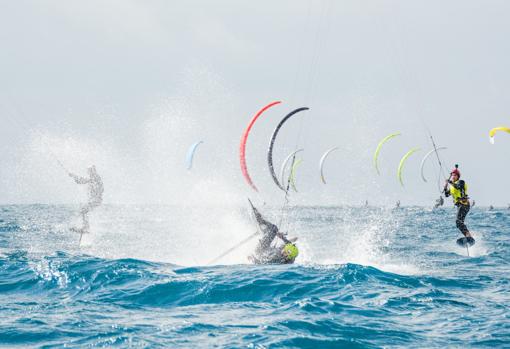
[444,166,474,242]
[433,196,444,209]
[247,202,298,264]
[69,165,104,236]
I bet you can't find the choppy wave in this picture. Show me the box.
[0,205,509,348]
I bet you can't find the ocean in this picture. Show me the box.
[0,204,508,348]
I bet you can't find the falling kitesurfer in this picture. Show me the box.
[69,165,104,241]
[247,200,298,264]
[444,165,474,246]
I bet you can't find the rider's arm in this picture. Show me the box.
[452,180,465,191]
[443,181,451,197]
[276,232,292,244]
[69,173,90,184]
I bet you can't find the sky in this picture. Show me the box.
[1,0,509,206]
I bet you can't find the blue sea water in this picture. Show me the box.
[0,205,509,348]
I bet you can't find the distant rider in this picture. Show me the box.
[69,165,104,234]
[444,165,473,242]
[433,196,444,209]
[247,202,298,264]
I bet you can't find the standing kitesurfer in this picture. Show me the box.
[69,165,104,238]
[444,165,474,245]
[247,201,298,264]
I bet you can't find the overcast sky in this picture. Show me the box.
[1,0,509,206]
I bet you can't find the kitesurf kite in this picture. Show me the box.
[489,126,510,144]
[420,146,447,182]
[374,133,401,175]
[397,148,420,187]
[319,147,339,184]
[267,107,309,191]
[289,158,303,192]
[185,141,204,170]
[279,148,304,190]
[240,101,281,191]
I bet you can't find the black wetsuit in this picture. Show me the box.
[444,180,470,236]
[250,205,293,264]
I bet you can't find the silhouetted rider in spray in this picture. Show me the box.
[69,165,103,238]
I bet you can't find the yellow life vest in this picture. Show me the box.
[449,180,469,205]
